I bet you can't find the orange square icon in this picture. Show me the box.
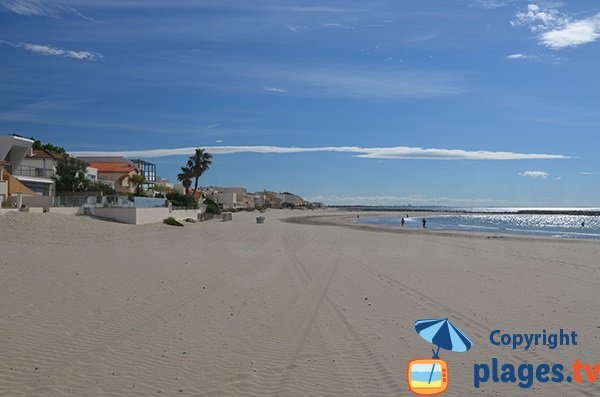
[407,358,449,396]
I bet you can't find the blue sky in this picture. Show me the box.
[1,0,599,206]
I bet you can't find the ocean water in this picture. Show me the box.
[359,214,600,240]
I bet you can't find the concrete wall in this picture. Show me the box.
[93,207,138,224]
[50,207,80,215]
[20,195,52,208]
[93,207,199,225]
[0,207,81,216]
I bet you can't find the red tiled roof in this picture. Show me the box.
[88,162,137,173]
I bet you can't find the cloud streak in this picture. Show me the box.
[71,145,570,161]
[307,194,528,206]
[264,86,288,93]
[0,40,103,60]
[0,0,91,19]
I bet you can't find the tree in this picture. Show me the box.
[152,183,168,198]
[53,156,87,192]
[87,181,116,195]
[185,148,212,196]
[30,138,66,154]
[130,174,146,196]
[177,166,192,195]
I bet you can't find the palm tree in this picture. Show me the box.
[186,149,212,196]
[177,166,193,196]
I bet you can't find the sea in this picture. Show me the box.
[357,208,600,240]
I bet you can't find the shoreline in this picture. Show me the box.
[283,211,600,243]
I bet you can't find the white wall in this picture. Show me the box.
[93,207,199,225]
[50,207,80,215]
[0,180,7,202]
[217,192,236,208]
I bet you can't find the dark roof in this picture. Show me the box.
[28,149,64,160]
[76,156,130,163]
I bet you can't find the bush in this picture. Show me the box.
[166,192,198,209]
[163,217,184,227]
[204,198,221,214]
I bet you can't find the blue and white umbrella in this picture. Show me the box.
[415,318,472,355]
[414,318,472,384]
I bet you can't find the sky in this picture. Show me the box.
[1,0,600,206]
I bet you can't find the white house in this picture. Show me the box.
[276,192,304,207]
[0,136,55,203]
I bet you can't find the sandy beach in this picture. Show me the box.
[1,210,599,396]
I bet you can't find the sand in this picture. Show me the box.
[1,210,599,396]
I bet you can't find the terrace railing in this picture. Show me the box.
[5,163,55,179]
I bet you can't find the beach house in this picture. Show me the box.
[0,135,56,206]
[76,156,140,194]
[254,190,284,209]
[277,192,305,207]
[202,186,253,209]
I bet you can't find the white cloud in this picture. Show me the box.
[540,16,600,49]
[519,170,550,178]
[577,171,594,175]
[71,145,570,161]
[0,41,103,60]
[512,4,600,49]
[507,53,527,59]
[555,176,562,180]
[264,86,288,93]
[284,24,305,33]
[512,4,567,32]
[0,0,91,19]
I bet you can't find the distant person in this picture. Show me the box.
[581,221,585,227]
[422,218,427,228]
[401,218,405,227]
[356,214,360,221]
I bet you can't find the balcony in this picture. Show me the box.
[4,163,55,179]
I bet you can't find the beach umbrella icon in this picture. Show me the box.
[415,318,472,383]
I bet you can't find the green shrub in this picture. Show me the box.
[87,181,116,195]
[166,192,198,209]
[163,217,184,227]
[204,198,221,214]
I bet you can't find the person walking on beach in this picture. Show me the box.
[422,218,427,228]
[401,217,405,227]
